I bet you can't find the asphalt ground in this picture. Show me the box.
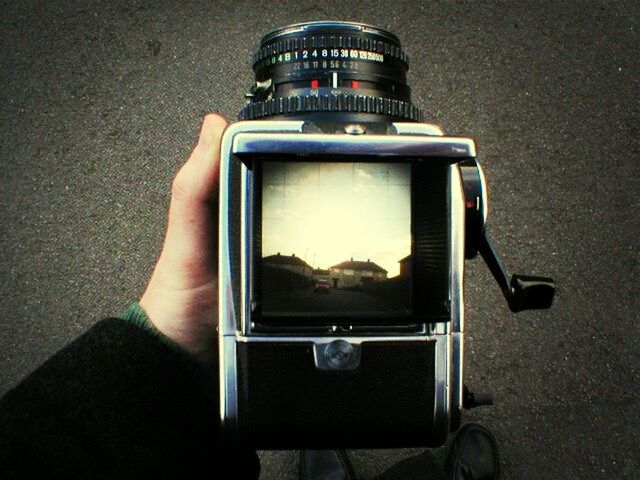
[1,1,638,478]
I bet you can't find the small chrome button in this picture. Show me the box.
[324,340,354,368]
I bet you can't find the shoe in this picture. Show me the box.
[444,422,500,480]
[299,449,356,480]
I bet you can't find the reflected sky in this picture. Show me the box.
[262,161,411,277]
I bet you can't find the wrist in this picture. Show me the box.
[120,301,185,355]
[138,286,218,365]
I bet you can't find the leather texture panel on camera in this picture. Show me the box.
[236,340,436,448]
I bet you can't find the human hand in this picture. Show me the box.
[139,114,227,364]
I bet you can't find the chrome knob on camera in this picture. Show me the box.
[325,340,354,368]
[313,341,362,371]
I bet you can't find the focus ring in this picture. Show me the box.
[239,94,424,121]
[253,36,409,67]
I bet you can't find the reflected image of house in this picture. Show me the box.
[329,258,387,288]
[263,253,313,278]
[398,254,411,278]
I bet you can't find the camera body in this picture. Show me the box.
[218,21,553,449]
[219,119,482,448]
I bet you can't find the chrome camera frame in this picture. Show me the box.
[218,120,483,447]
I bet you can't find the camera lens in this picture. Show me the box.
[240,21,423,122]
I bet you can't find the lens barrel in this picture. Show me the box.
[240,21,423,122]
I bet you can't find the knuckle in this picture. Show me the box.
[171,171,191,199]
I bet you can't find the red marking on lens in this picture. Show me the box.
[466,200,475,208]
[311,79,319,88]
[351,81,360,88]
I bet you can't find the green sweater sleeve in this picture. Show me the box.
[0,309,260,478]
[120,301,184,353]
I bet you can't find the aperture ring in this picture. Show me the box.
[253,36,409,68]
[239,94,423,121]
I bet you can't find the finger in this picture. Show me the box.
[177,113,228,204]
[196,112,227,152]
[160,114,227,281]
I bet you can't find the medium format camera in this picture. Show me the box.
[218,21,555,449]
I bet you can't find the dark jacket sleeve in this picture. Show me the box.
[0,318,259,479]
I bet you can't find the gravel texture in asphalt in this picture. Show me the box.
[1,1,638,479]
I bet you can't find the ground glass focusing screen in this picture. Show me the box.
[260,161,412,317]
